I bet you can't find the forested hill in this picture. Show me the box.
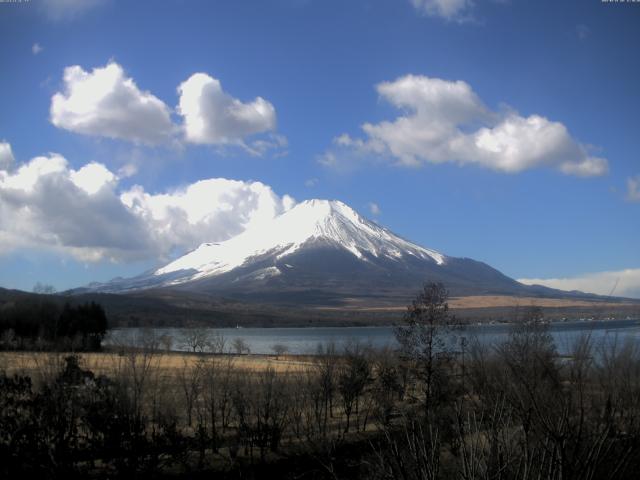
[0,288,107,350]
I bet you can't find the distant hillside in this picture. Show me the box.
[2,286,637,328]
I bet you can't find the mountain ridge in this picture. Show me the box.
[75,198,623,307]
[154,199,445,284]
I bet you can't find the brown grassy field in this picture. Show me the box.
[448,295,638,308]
[316,294,639,311]
[0,350,315,379]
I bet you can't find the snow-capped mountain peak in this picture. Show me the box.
[153,198,445,284]
[76,198,537,300]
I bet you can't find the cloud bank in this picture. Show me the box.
[0,147,294,262]
[323,75,608,177]
[519,268,640,299]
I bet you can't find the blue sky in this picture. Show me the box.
[0,0,639,297]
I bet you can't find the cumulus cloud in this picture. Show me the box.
[519,268,640,299]
[49,62,283,155]
[410,0,473,21]
[40,0,107,21]
[177,72,277,146]
[0,154,148,262]
[120,178,295,256]
[50,62,174,145]
[0,142,15,171]
[627,175,640,202]
[69,162,116,195]
[324,74,608,177]
[32,43,43,55]
[0,152,294,263]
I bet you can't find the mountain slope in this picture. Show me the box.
[155,199,445,281]
[79,198,599,305]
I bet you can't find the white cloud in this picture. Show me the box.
[0,142,15,170]
[32,43,43,55]
[0,153,68,192]
[40,0,106,21]
[50,62,283,154]
[519,268,640,299]
[69,162,116,195]
[120,178,295,256]
[0,153,294,263]
[627,175,640,202]
[410,0,473,21]
[50,62,174,145]
[368,202,381,215]
[177,72,277,146]
[0,154,148,262]
[325,74,608,177]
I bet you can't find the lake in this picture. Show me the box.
[104,318,640,355]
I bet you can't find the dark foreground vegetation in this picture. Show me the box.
[0,298,107,351]
[2,283,640,479]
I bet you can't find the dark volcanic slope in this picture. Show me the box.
[177,242,545,304]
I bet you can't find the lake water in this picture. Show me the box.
[104,318,640,355]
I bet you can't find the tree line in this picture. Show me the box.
[0,298,108,351]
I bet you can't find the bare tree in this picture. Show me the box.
[158,334,173,352]
[287,372,308,442]
[315,341,338,434]
[207,332,226,354]
[252,367,290,458]
[271,343,289,359]
[176,357,204,427]
[232,337,250,355]
[181,328,210,353]
[202,355,235,452]
[338,342,371,433]
[372,347,405,425]
[372,417,441,480]
[394,282,457,414]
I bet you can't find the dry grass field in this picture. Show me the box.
[0,350,316,380]
[318,295,639,311]
[447,295,638,308]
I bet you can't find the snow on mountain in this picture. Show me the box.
[153,199,445,285]
[73,199,614,303]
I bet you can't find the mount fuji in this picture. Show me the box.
[81,199,574,305]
